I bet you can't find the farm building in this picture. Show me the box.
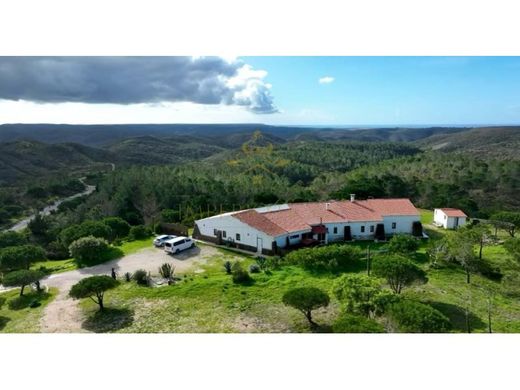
[433,208,467,229]
[193,195,421,255]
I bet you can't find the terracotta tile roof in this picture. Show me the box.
[439,208,467,217]
[229,198,419,237]
[233,209,287,237]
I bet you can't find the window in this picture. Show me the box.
[213,229,218,236]
[333,227,338,234]
[290,234,299,239]
[236,233,241,241]
[173,239,185,246]
[392,222,396,229]
[370,225,374,233]
[361,226,365,233]
[222,231,227,238]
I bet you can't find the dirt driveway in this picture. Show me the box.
[39,244,222,332]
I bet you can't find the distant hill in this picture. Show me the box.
[0,140,114,185]
[415,126,520,159]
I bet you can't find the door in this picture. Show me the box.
[256,237,263,254]
[344,226,352,241]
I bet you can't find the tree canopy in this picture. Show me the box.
[282,287,330,327]
[69,275,120,311]
[0,244,46,272]
[2,269,45,296]
[372,255,427,294]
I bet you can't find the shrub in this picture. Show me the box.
[284,244,362,272]
[0,231,27,249]
[332,314,385,333]
[133,269,149,286]
[128,225,152,241]
[45,241,70,260]
[69,275,120,311]
[504,237,520,262]
[69,236,110,266]
[249,264,261,273]
[387,299,451,333]
[223,261,232,274]
[60,220,112,247]
[372,255,427,294]
[282,287,330,328]
[159,263,175,279]
[265,256,282,270]
[102,217,131,240]
[255,256,267,271]
[387,234,420,254]
[124,272,132,282]
[231,262,252,284]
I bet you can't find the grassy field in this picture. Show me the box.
[0,288,57,333]
[75,223,520,333]
[31,238,153,275]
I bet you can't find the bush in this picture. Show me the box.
[265,256,282,270]
[0,231,27,249]
[255,256,267,271]
[69,236,110,266]
[102,217,131,240]
[231,262,252,284]
[223,261,232,274]
[159,263,175,279]
[387,299,451,333]
[285,244,362,272]
[124,272,132,282]
[332,314,385,333]
[133,269,149,286]
[387,234,419,254]
[249,264,261,273]
[45,241,70,260]
[60,220,112,247]
[128,225,152,241]
[372,255,427,294]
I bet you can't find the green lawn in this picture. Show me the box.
[74,232,520,333]
[419,208,434,225]
[0,288,57,333]
[31,238,153,275]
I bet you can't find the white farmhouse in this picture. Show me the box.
[433,208,467,229]
[194,196,421,255]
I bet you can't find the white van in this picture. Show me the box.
[164,236,195,254]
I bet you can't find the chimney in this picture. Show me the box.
[325,202,330,210]
[350,194,356,202]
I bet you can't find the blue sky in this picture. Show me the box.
[243,56,520,125]
[1,56,520,125]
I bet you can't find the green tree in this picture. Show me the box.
[461,224,492,260]
[0,245,46,272]
[387,234,419,254]
[0,231,27,248]
[490,211,520,237]
[69,236,109,265]
[69,275,120,311]
[128,225,152,241]
[372,255,427,294]
[332,314,384,333]
[282,287,330,328]
[102,217,131,240]
[332,274,395,317]
[2,269,45,296]
[446,231,480,283]
[387,299,451,333]
[60,220,112,247]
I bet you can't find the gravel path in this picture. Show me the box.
[39,245,220,333]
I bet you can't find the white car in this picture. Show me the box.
[153,234,176,247]
[164,236,195,254]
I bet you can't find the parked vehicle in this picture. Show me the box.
[153,234,176,247]
[164,236,195,254]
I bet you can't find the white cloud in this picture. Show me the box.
[318,76,335,84]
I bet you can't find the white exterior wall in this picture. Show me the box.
[195,214,275,251]
[434,209,467,229]
[382,215,420,235]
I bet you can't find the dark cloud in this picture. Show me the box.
[0,57,278,113]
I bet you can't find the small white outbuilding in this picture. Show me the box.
[433,208,467,229]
